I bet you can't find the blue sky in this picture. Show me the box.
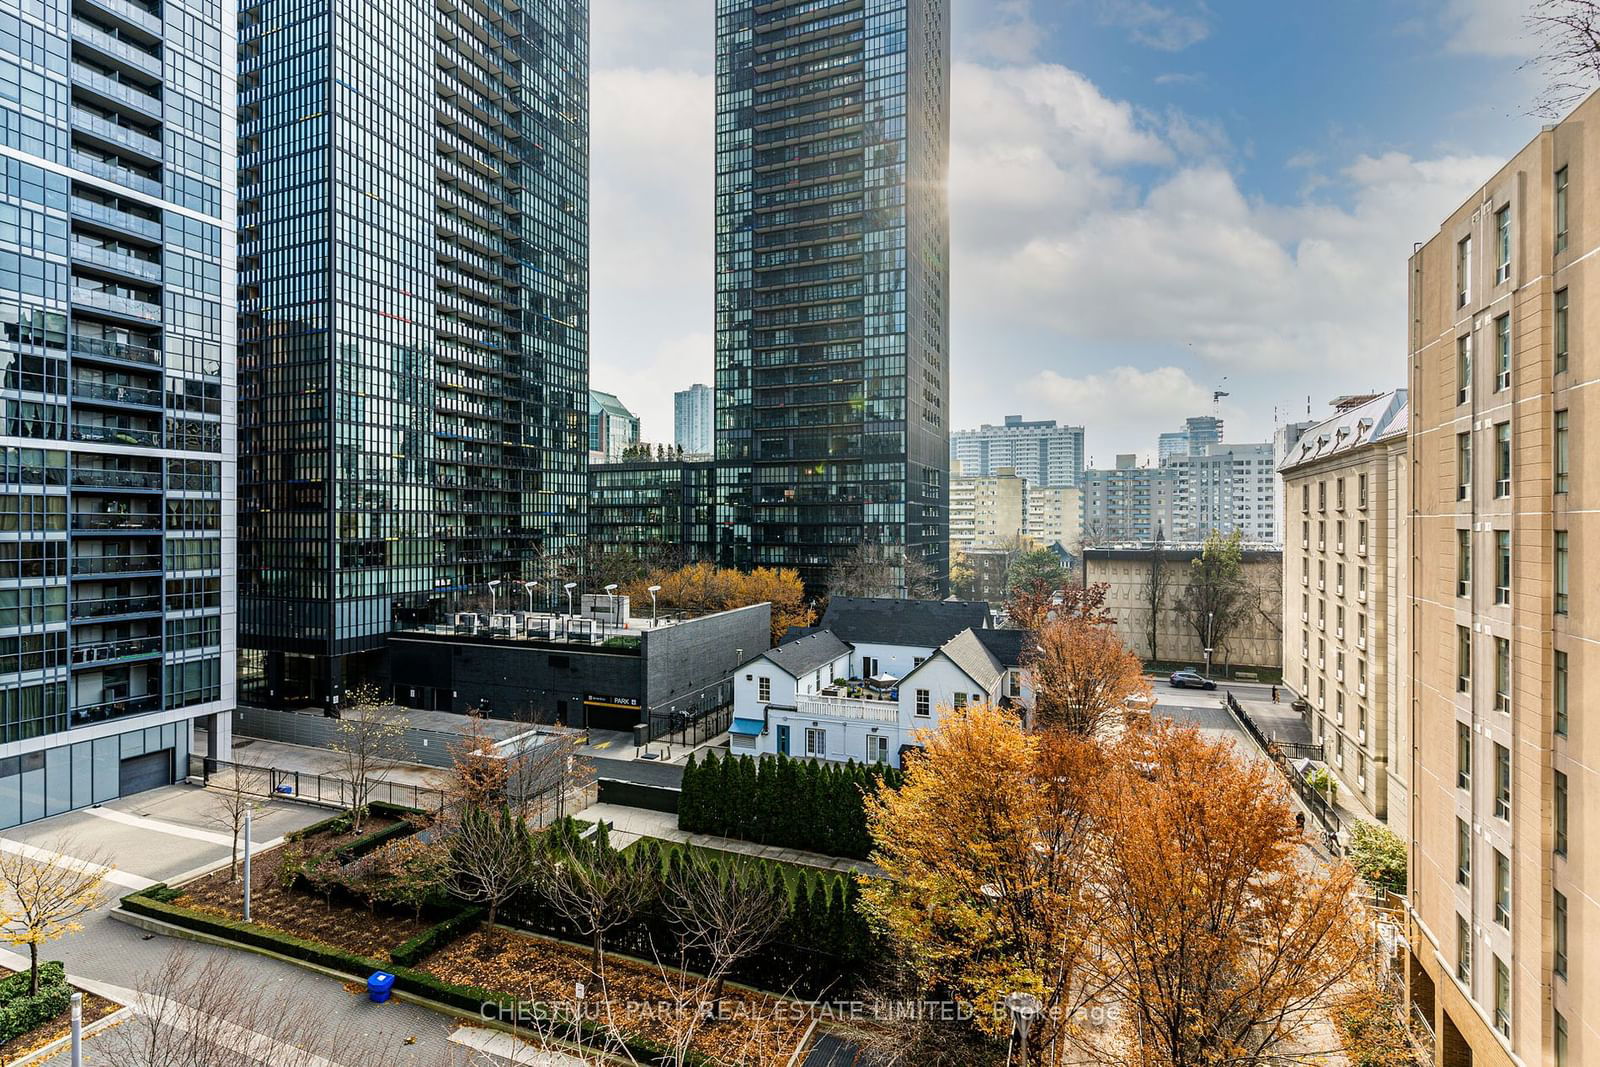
[589,0,1547,460]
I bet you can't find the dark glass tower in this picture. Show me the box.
[714,0,951,594]
[236,0,588,707]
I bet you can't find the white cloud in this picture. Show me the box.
[1444,0,1535,58]
[1096,0,1212,52]
[1030,366,1212,462]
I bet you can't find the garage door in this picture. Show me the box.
[118,750,172,796]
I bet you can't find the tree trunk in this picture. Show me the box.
[487,899,497,926]
[231,826,240,881]
[28,941,38,996]
[590,928,604,981]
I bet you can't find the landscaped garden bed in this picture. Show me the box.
[0,964,120,1065]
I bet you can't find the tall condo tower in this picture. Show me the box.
[236,0,589,707]
[0,0,237,821]
[713,0,951,593]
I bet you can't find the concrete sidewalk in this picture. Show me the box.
[1230,696,1380,829]
[579,802,877,875]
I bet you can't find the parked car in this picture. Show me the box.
[1168,669,1216,691]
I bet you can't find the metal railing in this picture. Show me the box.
[647,703,732,746]
[1225,691,1341,842]
[191,755,448,813]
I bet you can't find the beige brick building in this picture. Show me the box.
[1083,545,1282,673]
[1405,94,1595,1066]
[1026,485,1081,554]
[949,466,1026,551]
[1278,391,1408,822]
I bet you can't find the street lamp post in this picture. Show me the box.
[1204,610,1214,679]
[1005,991,1042,1066]
[604,583,618,634]
[563,581,577,616]
[522,580,538,613]
[647,584,661,626]
[488,579,502,616]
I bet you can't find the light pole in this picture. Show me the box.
[488,579,502,616]
[647,584,661,626]
[1005,991,1042,1066]
[604,583,618,633]
[1204,610,1214,679]
[242,808,252,923]
[563,581,577,618]
[522,580,539,613]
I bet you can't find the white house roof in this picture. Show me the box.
[902,628,1005,693]
[1278,389,1408,473]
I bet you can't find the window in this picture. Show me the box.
[1496,205,1512,283]
[1318,481,1326,511]
[1357,520,1367,553]
[1457,234,1472,307]
[1555,165,1569,253]
[952,693,967,710]
[862,656,878,678]
[1457,334,1472,405]
[1301,483,1309,512]
[1495,637,1511,712]
[1358,473,1368,508]
[867,734,888,764]
[915,689,930,717]
[1458,529,1471,597]
[1555,650,1568,736]
[1457,914,1472,983]
[1554,889,1568,978]
[757,677,771,703]
[1494,849,1511,927]
[1457,817,1472,886]
[805,727,827,758]
[1496,531,1511,604]
[1556,1011,1569,1067]
[1494,743,1510,819]
[1008,672,1021,698]
[1554,409,1569,494]
[1337,478,1346,510]
[1555,287,1569,374]
[1457,433,1472,500]
[1457,626,1471,692]
[1495,422,1511,497]
[1496,314,1512,391]
[1555,769,1568,856]
[1556,530,1569,614]
[1318,519,1326,547]
[1457,722,1472,790]
[1494,955,1511,1037]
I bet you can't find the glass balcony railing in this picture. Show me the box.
[72,153,162,198]
[71,65,162,117]
[69,594,162,620]
[70,692,162,724]
[71,379,162,407]
[71,20,162,78]
[71,241,161,283]
[70,423,162,446]
[71,108,162,160]
[70,333,161,366]
[78,0,163,38]
[70,196,162,241]
[71,285,162,324]
[70,554,162,575]
[71,512,162,531]
[71,635,162,665]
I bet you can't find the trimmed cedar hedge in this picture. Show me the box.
[284,800,425,845]
[678,750,902,860]
[390,906,484,967]
[0,961,70,1045]
[119,888,710,1065]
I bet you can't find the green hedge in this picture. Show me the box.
[0,961,70,1045]
[391,906,484,967]
[678,751,901,859]
[118,888,709,1065]
[333,819,418,865]
[284,811,352,841]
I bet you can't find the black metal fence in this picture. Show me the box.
[191,755,447,812]
[646,703,732,747]
[1224,692,1342,846]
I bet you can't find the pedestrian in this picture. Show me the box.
[1295,811,1306,833]
[1271,685,1279,703]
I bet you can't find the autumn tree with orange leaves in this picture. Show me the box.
[1023,582,1151,736]
[623,562,812,645]
[862,708,1366,1067]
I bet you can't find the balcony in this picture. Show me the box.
[71,20,162,79]
[72,152,161,197]
[72,240,161,283]
[71,422,161,446]
[71,379,162,409]
[70,553,161,576]
[71,65,162,119]
[71,284,161,323]
[69,594,161,620]
[70,691,161,725]
[795,692,899,724]
[71,635,161,665]
[70,196,161,241]
[70,333,161,366]
[78,0,163,37]
[71,512,161,532]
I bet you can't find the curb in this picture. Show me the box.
[9,1005,134,1066]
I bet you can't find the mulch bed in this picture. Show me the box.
[176,817,432,961]
[421,928,812,1065]
[0,969,120,1065]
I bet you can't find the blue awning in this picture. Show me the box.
[729,718,765,736]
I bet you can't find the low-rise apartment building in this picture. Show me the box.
[1278,390,1408,822]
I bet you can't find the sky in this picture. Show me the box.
[588,0,1550,464]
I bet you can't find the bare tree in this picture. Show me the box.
[203,761,269,881]
[1174,531,1250,673]
[330,683,410,831]
[660,853,786,1010]
[1141,541,1175,661]
[97,947,469,1066]
[1527,1,1600,117]
[539,822,660,980]
[0,836,108,993]
[443,804,540,925]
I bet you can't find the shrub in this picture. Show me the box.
[285,811,352,841]
[0,982,71,1044]
[0,961,64,1004]
[390,907,484,967]
[1347,820,1407,895]
[333,819,418,865]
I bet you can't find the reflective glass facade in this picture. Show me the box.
[237,0,588,706]
[588,458,717,565]
[714,0,949,593]
[0,0,233,822]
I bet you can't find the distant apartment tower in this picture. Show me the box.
[1079,456,1181,545]
[0,0,238,822]
[948,467,1026,551]
[713,0,951,593]
[950,416,1085,488]
[1404,102,1593,1066]
[1278,390,1408,822]
[1027,486,1082,554]
[589,389,639,461]
[1157,431,1189,466]
[674,383,712,456]
[236,0,590,707]
[1183,414,1222,454]
[1167,442,1280,543]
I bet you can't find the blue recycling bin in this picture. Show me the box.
[367,971,395,1003]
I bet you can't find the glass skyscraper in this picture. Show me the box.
[0,0,235,822]
[714,0,950,593]
[237,0,588,707]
